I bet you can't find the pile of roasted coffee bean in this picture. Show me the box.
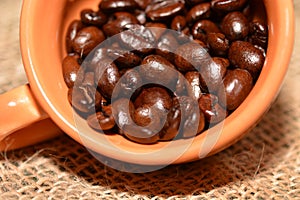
[62,0,268,144]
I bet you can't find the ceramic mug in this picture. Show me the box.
[0,0,294,168]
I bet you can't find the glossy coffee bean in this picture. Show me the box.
[112,98,135,129]
[175,73,189,96]
[72,26,105,56]
[171,15,187,31]
[119,24,156,54]
[134,87,172,113]
[66,20,84,53]
[211,0,248,12]
[199,57,228,93]
[146,0,185,21]
[68,85,102,114]
[87,105,115,131]
[175,42,210,72]
[185,71,202,100]
[62,54,83,88]
[198,94,227,124]
[191,19,221,42]
[80,9,108,27]
[186,3,211,24]
[103,12,139,37]
[248,20,268,49]
[218,69,253,110]
[123,123,161,144]
[228,41,265,78]
[207,32,229,56]
[94,58,120,99]
[99,0,138,13]
[156,32,179,62]
[178,96,205,138]
[160,97,181,141]
[113,69,142,98]
[133,105,159,127]
[134,0,152,10]
[221,11,249,41]
[106,48,142,68]
[140,55,178,86]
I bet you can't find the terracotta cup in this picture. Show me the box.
[0,0,294,166]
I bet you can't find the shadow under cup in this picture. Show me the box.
[20,0,294,168]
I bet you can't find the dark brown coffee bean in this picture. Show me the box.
[87,105,115,131]
[186,3,211,24]
[62,54,83,88]
[191,19,221,42]
[175,73,189,96]
[72,26,105,56]
[178,96,205,138]
[221,11,249,41]
[134,0,152,10]
[156,32,179,62]
[112,98,135,129]
[211,0,248,12]
[160,97,181,141]
[134,87,172,113]
[198,94,227,124]
[119,24,156,54]
[103,12,139,37]
[228,41,265,78]
[185,71,202,100]
[175,42,210,72]
[207,32,229,56]
[248,20,268,49]
[80,9,108,27]
[113,69,142,98]
[145,22,167,40]
[106,48,142,68]
[99,0,138,13]
[94,58,120,99]
[68,85,102,114]
[133,105,159,127]
[171,15,187,31]
[218,68,253,110]
[66,20,85,53]
[140,55,178,86]
[199,57,228,93]
[146,0,185,21]
[123,123,161,144]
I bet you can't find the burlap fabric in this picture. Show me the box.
[0,0,299,199]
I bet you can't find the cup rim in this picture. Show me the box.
[20,0,295,165]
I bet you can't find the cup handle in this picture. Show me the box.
[0,84,62,151]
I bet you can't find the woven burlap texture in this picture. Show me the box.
[1,0,300,199]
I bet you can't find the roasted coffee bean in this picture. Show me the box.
[112,98,135,129]
[175,42,210,72]
[171,15,187,31]
[186,3,211,24]
[185,71,202,100]
[228,41,265,78]
[88,48,108,71]
[87,105,115,131]
[72,26,105,56]
[103,12,139,37]
[207,32,229,56]
[198,94,227,124]
[94,58,120,99]
[145,22,167,40]
[199,57,228,93]
[186,0,207,6]
[119,24,156,54]
[113,69,142,98]
[211,0,248,12]
[248,20,268,49]
[221,11,249,41]
[160,97,181,141]
[123,123,161,144]
[80,9,108,27]
[134,87,172,113]
[178,96,205,138]
[156,32,179,62]
[68,85,102,114]
[191,19,221,42]
[134,0,152,10]
[140,55,178,86]
[218,68,253,110]
[62,54,83,88]
[146,0,185,21]
[175,73,189,96]
[99,0,138,13]
[66,20,84,53]
[106,48,142,68]
[133,105,160,127]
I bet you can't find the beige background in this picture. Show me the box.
[0,0,300,199]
